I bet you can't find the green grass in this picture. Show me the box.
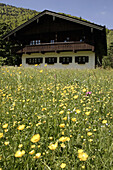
[0,67,113,170]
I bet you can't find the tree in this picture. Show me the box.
[0,22,12,66]
[108,42,113,68]
[102,42,113,68]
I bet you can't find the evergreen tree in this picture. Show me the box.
[102,42,113,68]
[0,22,11,65]
[108,42,113,68]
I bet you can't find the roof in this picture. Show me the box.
[3,10,105,40]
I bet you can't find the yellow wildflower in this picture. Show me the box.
[17,125,25,130]
[62,131,64,135]
[88,139,93,142]
[4,129,8,132]
[81,165,85,169]
[33,153,41,159]
[76,109,81,114]
[0,156,2,160]
[73,95,78,99]
[60,163,66,168]
[49,137,53,140]
[29,150,35,155]
[15,150,25,157]
[78,152,88,161]
[4,141,9,145]
[87,132,92,136]
[2,123,8,129]
[18,144,23,148]
[66,137,70,141]
[63,117,67,120]
[102,120,107,124]
[59,110,64,114]
[71,118,76,122]
[82,88,86,92]
[39,70,43,73]
[48,142,58,150]
[59,136,70,142]
[60,143,66,148]
[0,133,3,138]
[31,145,36,148]
[31,134,40,143]
[85,112,90,116]
[59,124,65,128]
[78,149,84,154]
[41,108,46,111]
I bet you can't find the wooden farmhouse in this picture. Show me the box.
[3,10,107,69]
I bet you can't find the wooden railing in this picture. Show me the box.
[12,41,94,54]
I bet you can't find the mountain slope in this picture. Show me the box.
[0,3,39,29]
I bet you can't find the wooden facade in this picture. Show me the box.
[3,10,107,68]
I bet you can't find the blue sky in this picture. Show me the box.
[0,0,113,29]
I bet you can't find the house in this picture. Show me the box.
[3,10,107,69]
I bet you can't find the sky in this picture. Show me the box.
[0,0,113,29]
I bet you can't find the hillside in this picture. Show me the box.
[0,3,39,29]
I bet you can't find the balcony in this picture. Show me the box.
[12,41,94,54]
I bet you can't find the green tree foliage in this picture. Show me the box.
[108,42,113,67]
[102,42,113,68]
[0,3,39,66]
[106,29,113,48]
[0,3,39,30]
[0,22,12,66]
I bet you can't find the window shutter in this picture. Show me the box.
[26,58,29,63]
[75,57,79,63]
[69,57,72,63]
[85,56,89,63]
[54,57,57,63]
[45,57,48,63]
[59,57,62,63]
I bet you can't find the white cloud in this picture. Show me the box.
[100,11,106,15]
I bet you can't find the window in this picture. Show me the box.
[50,40,54,43]
[36,40,41,45]
[75,56,89,64]
[26,58,43,64]
[30,40,41,45]
[59,57,72,64]
[30,41,33,45]
[45,57,57,64]
[67,37,70,41]
[32,40,35,45]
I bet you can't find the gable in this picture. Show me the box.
[3,10,105,40]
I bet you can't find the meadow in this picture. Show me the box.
[0,67,113,170]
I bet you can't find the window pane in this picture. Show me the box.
[59,57,72,64]
[75,56,89,64]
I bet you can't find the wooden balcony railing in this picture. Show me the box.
[12,41,94,54]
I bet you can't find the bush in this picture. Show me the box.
[102,56,112,69]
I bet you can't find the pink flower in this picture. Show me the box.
[86,91,92,95]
